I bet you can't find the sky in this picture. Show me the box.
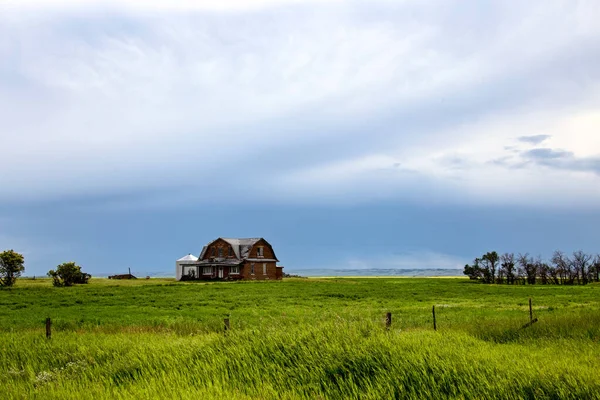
[1,0,599,276]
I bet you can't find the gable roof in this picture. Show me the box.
[198,237,278,261]
[222,238,261,259]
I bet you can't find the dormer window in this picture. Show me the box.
[218,248,223,258]
[211,248,216,257]
[257,246,264,257]
[229,247,234,257]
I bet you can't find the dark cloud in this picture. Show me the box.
[518,135,551,145]
[525,148,572,160]
[522,148,600,175]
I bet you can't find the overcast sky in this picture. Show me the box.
[1,0,599,276]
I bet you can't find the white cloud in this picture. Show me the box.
[273,105,600,207]
[0,0,343,12]
[0,1,599,207]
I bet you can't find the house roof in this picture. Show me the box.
[221,238,262,246]
[177,254,199,262]
[222,238,261,259]
[198,237,278,262]
[199,238,261,260]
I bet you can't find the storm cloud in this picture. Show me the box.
[524,148,600,175]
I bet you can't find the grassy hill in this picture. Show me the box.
[1,278,599,399]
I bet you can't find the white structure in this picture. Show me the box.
[176,254,199,281]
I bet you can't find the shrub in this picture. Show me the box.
[0,250,25,287]
[48,262,91,287]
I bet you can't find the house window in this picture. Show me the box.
[263,263,267,275]
[230,266,240,275]
[218,248,223,258]
[228,247,234,257]
[251,263,255,275]
[211,248,216,257]
[257,246,264,257]
[203,266,213,275]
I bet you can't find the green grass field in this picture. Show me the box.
[1,278,599,399]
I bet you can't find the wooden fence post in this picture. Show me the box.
[432,305,437,331]
[385,312,392,330]
[45,318,51,339]
[521,298,539,329]
[224,318,230,332]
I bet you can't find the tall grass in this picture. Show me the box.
[1,278,599,398]
[2,324,599,399]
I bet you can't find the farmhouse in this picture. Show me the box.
[176,238,283,281]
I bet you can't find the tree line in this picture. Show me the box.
[463,250,600,285]
[0,249,90,287]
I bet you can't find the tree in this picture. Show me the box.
[536,257,550,285]
[517,253,536,285]
[592,255,600,283]
[500,253,516,284]
[572,251,592,285]
[547,259,560,285]
[463,258,482,280]
[48,262,91,287]
[463,250,599,286]
[0,250,25,287]
[551,250,572,284]
[480,251,499,284]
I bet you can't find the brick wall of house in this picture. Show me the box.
[241,261,278,280]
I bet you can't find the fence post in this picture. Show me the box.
[45,318,51,339]
[432,305,437,331]
[224,318,230,332]
[385,312,392,330]
[521,298,539,329]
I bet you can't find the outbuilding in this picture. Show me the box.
[175,254,200,281]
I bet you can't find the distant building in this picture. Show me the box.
[176,238,283,281]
